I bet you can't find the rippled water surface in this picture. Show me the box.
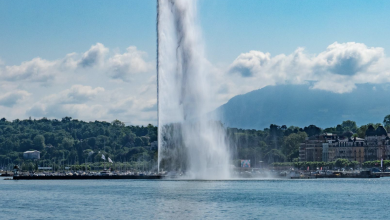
[1,177,389,219]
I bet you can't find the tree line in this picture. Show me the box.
[272,159,389,170]
[1,114,390,171]
[0,117,157,171]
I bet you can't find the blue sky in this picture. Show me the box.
[200,0,390,62]
[1,0,390,125]
[0,0,390,64]
[0,0,156,65]
[2,0,390,64]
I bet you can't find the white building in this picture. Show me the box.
[23,150,40,160]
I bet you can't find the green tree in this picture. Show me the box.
[350,161,359,169]
[282,132,307,161]
[383,115,390,126]
[335,124,344,135]
[265,149,286,163]
[61,116,72,122]
[258,141,269,160]
[303,125,322,137]
[1,140,14,154]
[357,125,368,138]
[19,139,33,152]
[112,119,125,127]
[341,120,358,132]
[61,138,75,150]
[122,132,136,146]
[334,159,350,168]
[383,114,390,130]
[33,135,45,150]
[87,137,96,147]
[134,137,144,146]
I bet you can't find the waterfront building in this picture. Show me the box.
[300,133,337,162]
[335,137,365,163]
[299,126,390,163]
[23,150,40,160]
[364,125,390,161]
[322,142,329,162]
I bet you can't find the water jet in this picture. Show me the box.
[157,0,231,179]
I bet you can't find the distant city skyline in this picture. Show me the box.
[1,0,390,125]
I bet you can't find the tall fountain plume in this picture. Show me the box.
[157,0,231,179]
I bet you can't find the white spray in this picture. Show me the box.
[157,0,231,179]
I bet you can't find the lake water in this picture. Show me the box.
[1,177,389,219]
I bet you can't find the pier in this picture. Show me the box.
[13,175,163,180]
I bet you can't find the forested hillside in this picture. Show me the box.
[0,117,157,170]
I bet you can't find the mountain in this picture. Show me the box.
[215,84,390,129]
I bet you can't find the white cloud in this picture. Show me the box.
[27,85,106,119]
[0,43,156,124]
[0,43,152,85]
[0,90,31,107]
[226,42,389,94]
[45,85,105,104]
[314,42,384,76]
[26,84,157,125]
[310,75,357,94]
[142,103,157,112]
[1,58,58,82]
[229,51,272,77]
[3,41,389,125]
[78,43,109,68]
[107,46,153,81]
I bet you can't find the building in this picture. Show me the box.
[364,125,390,161]
[23,150,40,160]
[300,133,337,162]
[335,137,365,163]
[299,126,390,163]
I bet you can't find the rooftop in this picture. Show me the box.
[24,150,40,153]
